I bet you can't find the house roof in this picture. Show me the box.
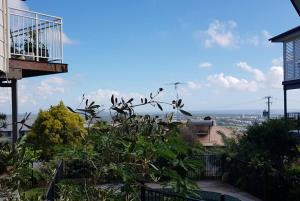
[190,120,214,127]
[291,0,300,16]
[195,125,234,147]
[269,26,300,42]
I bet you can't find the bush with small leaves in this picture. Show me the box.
[26,101,87,160]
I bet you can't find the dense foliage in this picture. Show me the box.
[0,140,52,200]
[54,89,204,200]
[0,89,203,200]
[0,113,6,131]
[26,101,86,159]
[222,119,300,201]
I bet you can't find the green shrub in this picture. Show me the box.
[21,187,46,201]
[57,89,203,199]
[222,119,300,201]
[57,180,120,201]
[26,101,86,160]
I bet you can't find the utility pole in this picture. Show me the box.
[265,96,272,120]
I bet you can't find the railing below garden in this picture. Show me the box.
[287,112,300,133]
[141,186,199,201]
[9,7,63,63]
[287,112,300,120]
[45,160,64,201]
[140,186,242,201]
[189,154,223,179]
[44,155,239,201]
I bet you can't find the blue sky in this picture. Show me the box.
[1,0,300,114]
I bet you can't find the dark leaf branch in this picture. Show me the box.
[67,88,192,127]
[0,112,32,132]
[68,96,103,121]
[110,88,192,118]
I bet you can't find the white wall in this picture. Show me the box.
[0,0,8,74]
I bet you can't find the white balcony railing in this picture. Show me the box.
[9,8,63,63]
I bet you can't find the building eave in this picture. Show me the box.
[269,26,300,42]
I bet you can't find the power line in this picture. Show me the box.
[213,98,265,110]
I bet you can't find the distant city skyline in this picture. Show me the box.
[1,0,300,114]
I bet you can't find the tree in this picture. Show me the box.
[222,119,300,201]
[0,113,7,136]
[233,119,299,170]
[26,101,86,159]
[0,113,8,174]
[61,88,202,199]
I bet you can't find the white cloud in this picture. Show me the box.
[0,81,37,106]
[237,62,266,82]
[272,57,283,66]
[62,33,77,45]
[267,66,283,89]
[18,82,37,105]
[195,20,239,48]
[207,73,259,92]
[0,88,10,104]
[8,0,29,10]
[195,20,273,48]
[199,62,213,69]
[206,59,284,92]
[0,76,69,113]
[37,77,65,96]
[187,81,203,89]
[247,30,272,47]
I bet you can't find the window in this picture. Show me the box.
[284,39,300,81]
[285,41,294,81]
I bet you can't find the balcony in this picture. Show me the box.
[9,7,63,63]
[1,7,68,79]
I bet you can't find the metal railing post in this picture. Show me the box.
[35,13,39,61]
[141,185,145,201]
[60,20,63,63]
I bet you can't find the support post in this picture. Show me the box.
[265,96,272,120]
[11,79,18,146]
[284,88,287,118]
[140,184,145,201]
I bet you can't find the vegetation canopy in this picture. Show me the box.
[26,101,86,160]
[54,88,203,199]
[221,119,300,201]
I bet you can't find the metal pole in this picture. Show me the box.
[141,185,145,201]
[35,13,39,61]
[268,97,270,120]
[265,96,272,120]
[284,89,287,118]
[60,20,63,63]
[11,79,18,146]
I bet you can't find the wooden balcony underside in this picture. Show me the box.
[283,79,300,90]
[1,59,68,80]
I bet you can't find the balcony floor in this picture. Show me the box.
[283,79,300,90]
[1,59,68,80]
